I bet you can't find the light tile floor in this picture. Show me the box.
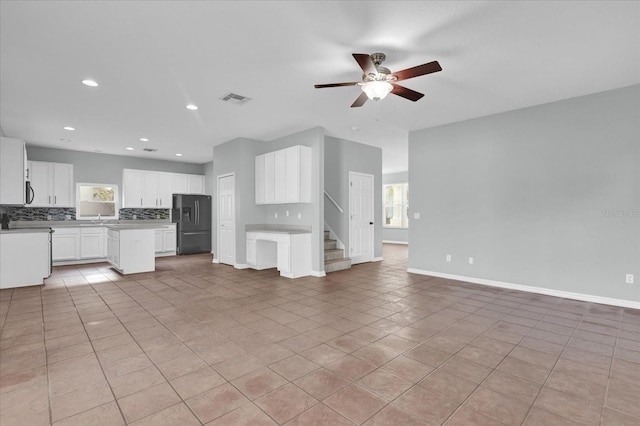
[1,244,639,425]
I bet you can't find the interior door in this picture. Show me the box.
[218,174,235,266]
[349,171,374,264]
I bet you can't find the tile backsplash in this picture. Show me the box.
[0,206,76,221]
[119,208,170,220]
[0,206,170,221]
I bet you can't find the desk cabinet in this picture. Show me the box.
[246,231,311,278]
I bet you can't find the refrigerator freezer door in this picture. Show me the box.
[177,231,211,254]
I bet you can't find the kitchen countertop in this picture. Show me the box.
[245,224,312,234]
[106,224,169,230]
[11,219,171,228]
[0,227,52,234]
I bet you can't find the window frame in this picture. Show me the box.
[75,182,119,220]
[383,182,409,229]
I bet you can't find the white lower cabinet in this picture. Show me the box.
[52,227,80,261]
[154,224,176,256]
[107,228,155,274]
[246,231,311,278]
[80,227,105,259]
[0,230,50,288]
[53,224,174,264]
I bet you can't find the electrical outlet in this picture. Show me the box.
[132,214,137,220]
[446,254,451,262]
[414,212,420,219]
[47,214,52,221]
[469,257,474,265]
[286,210,289,217]
[626,274,635,284]
[274,212,278,219]
[298,213,302,219]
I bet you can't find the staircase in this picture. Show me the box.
[324,230,351,273]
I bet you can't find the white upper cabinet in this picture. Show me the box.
[187,174,204,195]
[122,169,205,208]
[28,161,74,207]
[122,169,145,207]
[255,145,311,204]
[171,174,188,195]
[0,137,26,205]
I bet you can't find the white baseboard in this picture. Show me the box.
[407,268,640,309]
[383,240,408,245]
[212,258,219,264]
[373,257,384,262]
[310,270,326,277]
[234,263,249,269]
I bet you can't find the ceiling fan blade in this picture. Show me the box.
[351,92,368,108]
[391,84,424,102]
[391,61,442,81]
[353,53,377,76]
[314,82,360,89]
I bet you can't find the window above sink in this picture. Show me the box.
[76,183,119,220]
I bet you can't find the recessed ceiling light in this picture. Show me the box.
[81,79,99,87]
[59,138,71,142]
[63,126,75,131]
[126,147,134,151]
[139,137,149,142]
[351,126,360,131]
[175,153,183,157]
[186,104,198,111]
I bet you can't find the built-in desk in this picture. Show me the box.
[245,225,311,278]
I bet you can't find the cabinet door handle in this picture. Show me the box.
[140,198,143,206]
[55,196,57,205]
[48,195,51,204]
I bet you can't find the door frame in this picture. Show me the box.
[216,172,235,266]
[348,171,375,264]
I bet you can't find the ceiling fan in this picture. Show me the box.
[314,53,442,108]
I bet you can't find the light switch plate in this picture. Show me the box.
[414,212,420,219]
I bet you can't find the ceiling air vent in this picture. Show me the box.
[220,92,252,106]
[143,148,158,152]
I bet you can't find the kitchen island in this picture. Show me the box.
[0,227,52,288]
[245,224,311,278]
[106,224,158,275]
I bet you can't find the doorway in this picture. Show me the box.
[349,171,374,264]
[217,173,235,266]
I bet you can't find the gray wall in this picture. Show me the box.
[408,85,640,303]
[383,171,409,243]
[211,137,264,265]
[325,136,383,259]
[26,146,205,191]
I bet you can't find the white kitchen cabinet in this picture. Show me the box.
[52,227,80,261]
[122,169,145,207]
[0,137,26,205]
[187,174,205,194]
[154,224,176,256]
[0,230,50,289]
[80,227,104,259]
[245,231,311,278]
[171,174,188,195]
[255,145,311,204]
[107,227,155,274]
[28,161,74,207]
[123,169,205,207]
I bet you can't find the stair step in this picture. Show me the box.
[324,248,344,261]
[324,239,337,250]
[324,257,352,273]
[324,230,330,239]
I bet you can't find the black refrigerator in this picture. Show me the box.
[172,194,212,254]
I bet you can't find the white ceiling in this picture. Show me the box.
[1,1,638,173]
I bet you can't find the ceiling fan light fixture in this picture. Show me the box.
[362,80,393,101]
